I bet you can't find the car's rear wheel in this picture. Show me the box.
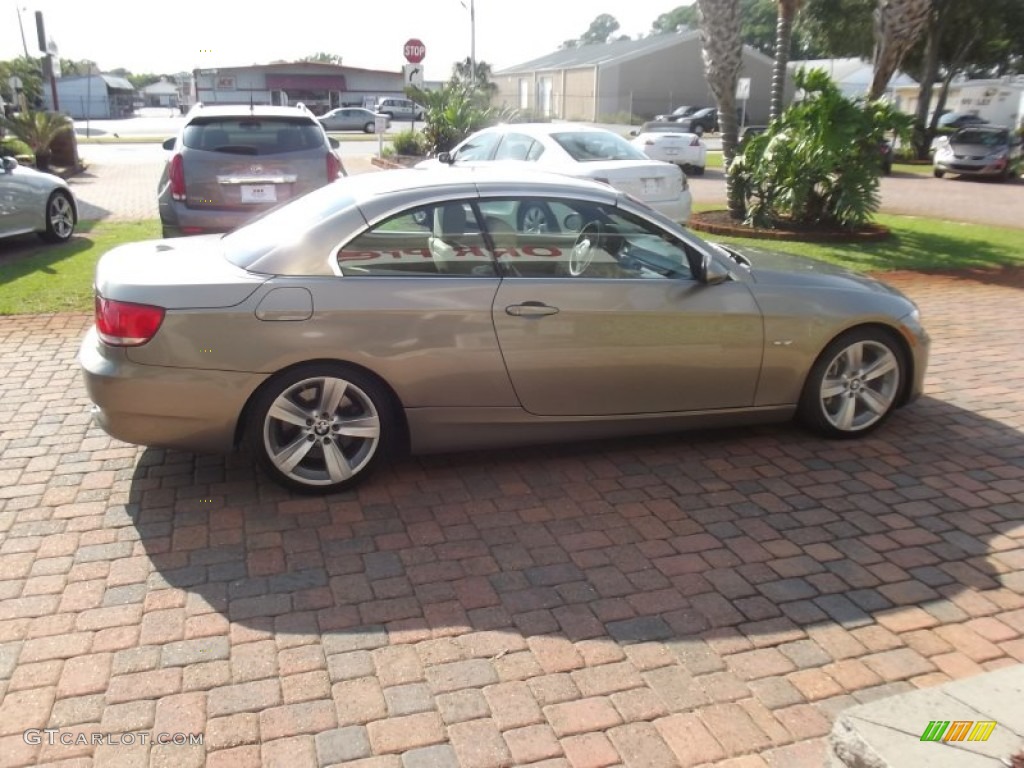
[363,121,375,133]
[249,364,397,493]
[39,190,75,243]
[517,202,557,233]
[690,165,705,176]
[693,125,705,137]
[798,328,905,439]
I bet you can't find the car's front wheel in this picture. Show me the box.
[248,364,397,493]
[39,190,75,243]
[933,169,944,178]
[798,328,906,439]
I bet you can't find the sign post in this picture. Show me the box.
[736,77,751,129]
[402,39,426,133]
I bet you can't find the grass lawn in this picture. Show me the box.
[0,220,160,315]
[696,213,1024,272]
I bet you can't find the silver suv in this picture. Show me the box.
[158,103,346,238]
[373,97,424,121]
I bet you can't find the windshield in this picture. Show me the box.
[953,129,1007,146]
[222,182,356,268]
[552,131,648,162]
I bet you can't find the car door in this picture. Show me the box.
[485,197,764,417]
[0,162,39,237]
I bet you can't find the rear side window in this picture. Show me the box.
[182,117,324,156]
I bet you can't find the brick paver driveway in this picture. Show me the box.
[1,266,1023,767]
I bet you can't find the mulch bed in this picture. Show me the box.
[690,210,892,243]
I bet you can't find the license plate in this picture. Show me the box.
[241,185,276,204]
[664,148,679,156]
[642,178,661,195]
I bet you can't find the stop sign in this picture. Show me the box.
[404,39,426,64]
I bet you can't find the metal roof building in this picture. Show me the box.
[492,31,790,124]
[44,74,136,119]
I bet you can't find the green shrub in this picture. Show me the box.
[729,69,911,230]
[406,80,518,155]
[391,129,425,156]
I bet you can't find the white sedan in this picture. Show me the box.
[417,123,692,225]
[0,156,78,243]
[630,122,707,175]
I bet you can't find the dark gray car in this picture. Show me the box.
[158,104,346,238]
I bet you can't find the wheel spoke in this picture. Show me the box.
[318,378,348,416]
[833,396,857,431]
[322,440,354,483]
[842,343,863,373]
[269,398,312,428]
[857,387,891,416]
[820,377,846,398]
[273,434,315,473]
[862,353,897,382]
[336,415,380,439]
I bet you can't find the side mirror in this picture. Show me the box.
[1,156,18,172]
[702,253,732,285]
[328,137,340,149]
[162,137,176,151]
[438,151,454,165]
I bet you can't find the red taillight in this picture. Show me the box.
[327,152,342,181]
[95,296,165,347]
[169,154,186,201]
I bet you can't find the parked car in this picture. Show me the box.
[319,107,389,133]
[157,103,346,238]
[933,126,1022,181]
[937,112,988,130]
[80,168,929,494]
[373,97,424,121]
[416,123,692,224]
[674,107,719,136]
[654,105,701,122]
[629,122,706,175]
[0,156,77,243]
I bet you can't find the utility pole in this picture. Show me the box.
[16,5,29,57]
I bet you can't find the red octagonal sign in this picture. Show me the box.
[404,38,426,64]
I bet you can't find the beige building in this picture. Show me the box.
[492,30,789,124]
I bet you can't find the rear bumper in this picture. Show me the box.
[79,327,267,453]
[158,199,269,236]
[645,192,693,224]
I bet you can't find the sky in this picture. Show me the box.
[2,0,692,79]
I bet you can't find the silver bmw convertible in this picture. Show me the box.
[80,168,929,493]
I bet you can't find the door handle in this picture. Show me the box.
[505,302,559,317]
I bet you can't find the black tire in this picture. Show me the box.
[516,201,558,233]
[39,190,75,243]
[247,363,399,494]
[363,122,375,134]
[933,169,944,178]
[797,327,907,439]
[691,165,705,176]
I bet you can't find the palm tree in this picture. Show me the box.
[696,0,744,218]
[869,0,932,100]
[769,0,803,122]
[0,110,72,171]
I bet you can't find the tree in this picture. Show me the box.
[651,6,699,34]
[301,52,343,65]
[0,57,44,109]
[697,0,745,219]
[770,0,804,120]
[869,0,932,99]
[0,110,73,170]
[563,14,622,48]
[452,57,497,96]
[798,0,875,58]
[59,59,99,77]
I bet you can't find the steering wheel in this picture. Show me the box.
[570,222,602,276]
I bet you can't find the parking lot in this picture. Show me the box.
[0,148,1023,768]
